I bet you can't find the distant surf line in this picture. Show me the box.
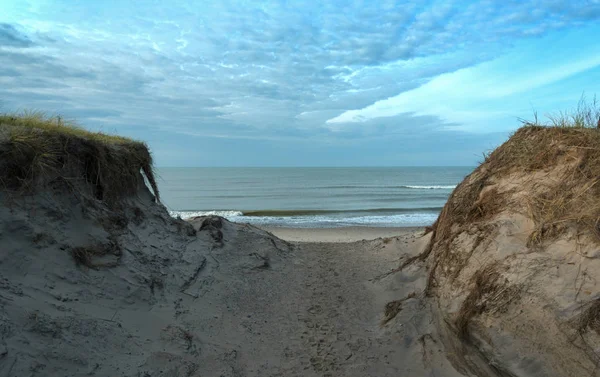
[170,207,444,219]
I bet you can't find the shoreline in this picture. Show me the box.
[256,225,424,243]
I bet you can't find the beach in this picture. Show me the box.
[259,225,423,242]
[1,128,469,375]
[6,113,600,376]
[3,1,600,373]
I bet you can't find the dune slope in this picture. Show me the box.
[410,126,600,377]
[0,116,466,376]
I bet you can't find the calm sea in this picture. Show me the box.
[157,167,473,228]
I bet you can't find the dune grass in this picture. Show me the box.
[394,96,600,291]
[420,97,600,340]
[0,111,159,204]
[0,111,134,143]
[531,95,600,129]
[439,96,600,243]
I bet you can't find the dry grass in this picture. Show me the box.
[380,292,416,326]
[455,264,501,339]
[455,264,521,340]
[382,300,403,326]
[70,241,122,269]
[429,97,600,258]
[484,126,600,245]
[578,299,600,335]
[0,111,159,204]
[390,98,600,303]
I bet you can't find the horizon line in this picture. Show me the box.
[155,165,478,168]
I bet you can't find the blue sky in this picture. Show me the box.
[2,0,600,166]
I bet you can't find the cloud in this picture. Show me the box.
[1,0,600,165]
[60,108,123,119]
[328,22,600,132]
[0,23,33,47]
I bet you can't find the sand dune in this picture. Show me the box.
[402,126,600,377]
[0,194,463,376]
[5,115,600,376]
[0,116,464,376]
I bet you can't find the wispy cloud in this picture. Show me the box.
[0,23,34,47]
[2,0,600,165]
[328,23,600,132]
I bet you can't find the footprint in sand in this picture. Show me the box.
[307,305,323,315]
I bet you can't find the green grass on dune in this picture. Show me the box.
[0,111,160,204]
[519,94,600,129]
[0,111,136,144]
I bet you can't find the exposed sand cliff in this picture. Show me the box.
[399,125,600,377]
[0,116,290,375]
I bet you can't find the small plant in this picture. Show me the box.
[520,94,600,129]
[380,292,416,326]
[70,247,94,267]
[577,299,600,335]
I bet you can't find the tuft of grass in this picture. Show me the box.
[433,97,600,246]
[380,292,416,326]
[0,111,159,204]
[578,299,600,335]
[548,95,599,129]
[455,264,501,339]
[69,238,122,269]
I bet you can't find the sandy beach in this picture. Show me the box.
[1,116,464,376]
[6,112,600,376]
[258,225,423,242]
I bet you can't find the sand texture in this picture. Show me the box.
[410,126,600,377]
[7,122,600,376]
[0,175,466,376]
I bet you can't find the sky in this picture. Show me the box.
[2,0,600,167]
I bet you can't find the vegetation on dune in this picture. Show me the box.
[433,95,600,248]
[407,96,600,345]
[0,111,159,204]
[388,96,600,294]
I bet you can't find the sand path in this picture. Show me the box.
[214,228,465,377]
[0,216,465,376]
[290,241,403,376]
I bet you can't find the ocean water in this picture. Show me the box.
[157,167,473,228]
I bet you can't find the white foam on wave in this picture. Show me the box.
[170,207,439,228]
[169,210,244,219]
[171,210,439,228]
[242,213,439,227]
[404,185,456,189]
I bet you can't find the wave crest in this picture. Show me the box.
[402,185,456,189]
[169,210,244,219]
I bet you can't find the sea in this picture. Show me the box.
[157,167,472,228]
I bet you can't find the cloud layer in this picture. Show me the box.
[2,0,600,165]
